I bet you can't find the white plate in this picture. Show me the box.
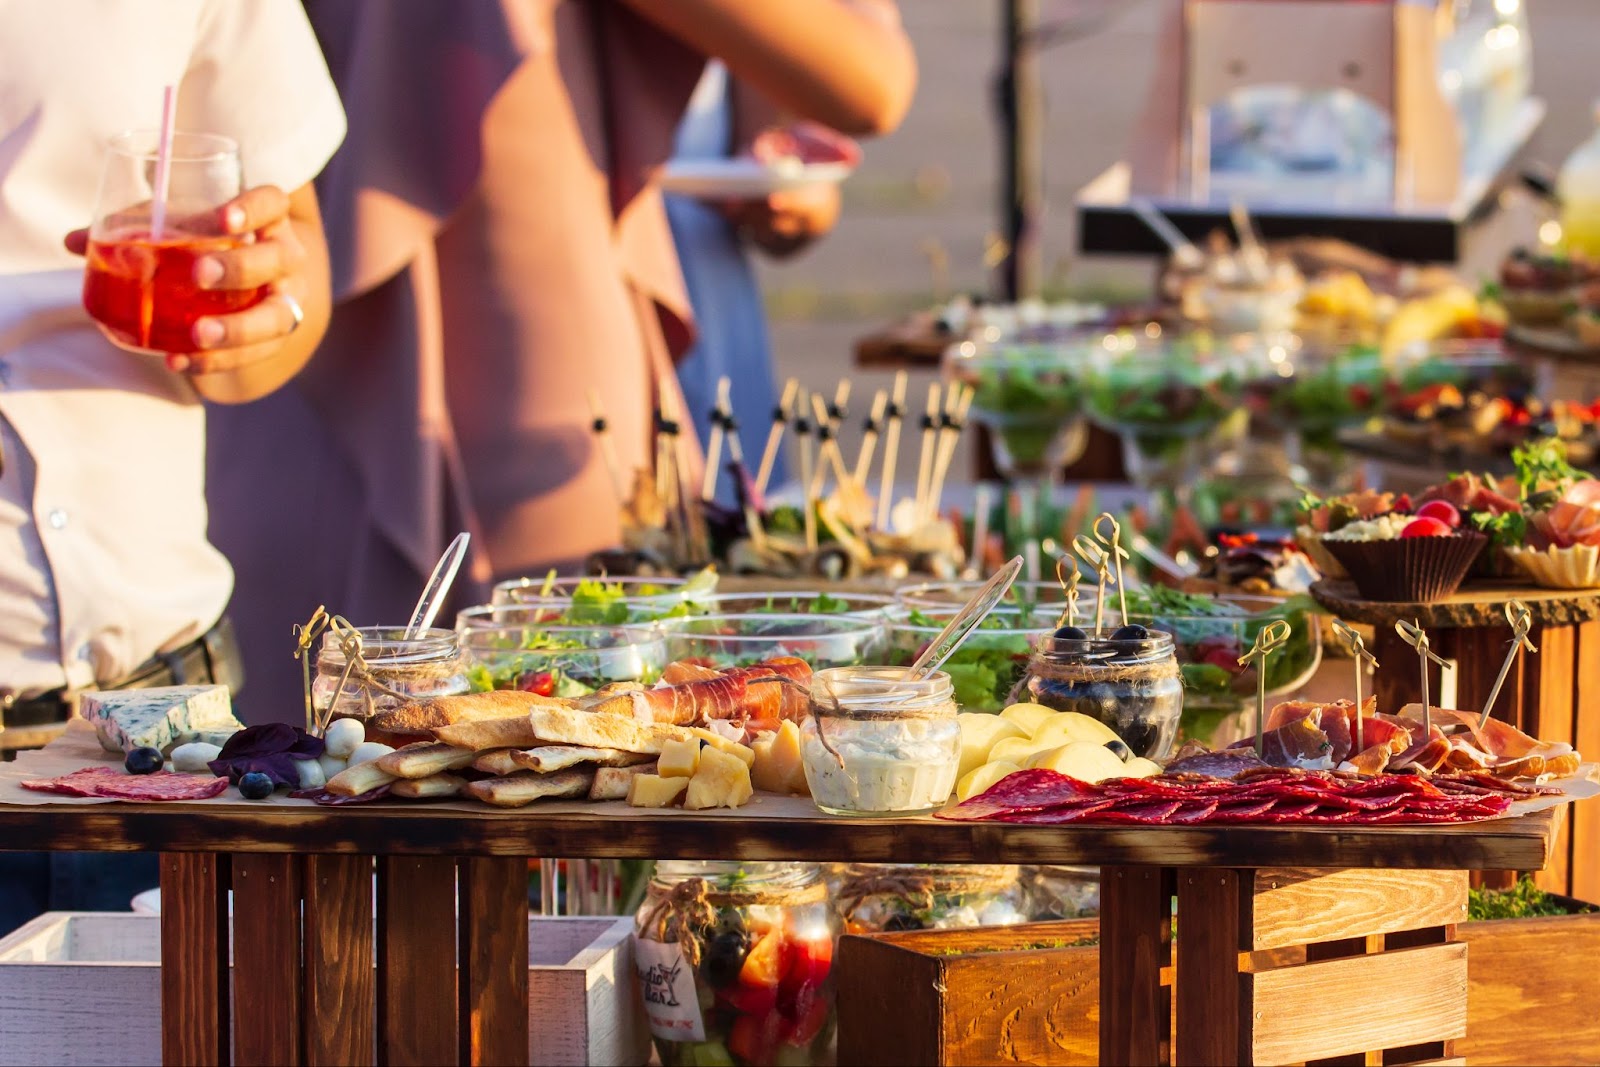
[659,158,853,199]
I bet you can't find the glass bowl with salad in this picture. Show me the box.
[944,338,1090,480]
[657,614,887,670]
[1122,589,1322,747]
[688,591,902,619]
[895,579,1097,619]
[886,606,1056,713]
[1080,332,1248,494]
[490,569,719,622]
[456,607,668,697]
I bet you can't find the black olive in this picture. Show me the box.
[124,747,163,775]
[1110,623,1151,641]
[1104,739,1134,762]
[702,930,749,988]
[1054,625,1089,640]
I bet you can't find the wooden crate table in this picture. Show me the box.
[0,795,1562,1067]
[1311,578,1600,901]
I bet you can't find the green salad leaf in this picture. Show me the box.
[1467,876,1575,921]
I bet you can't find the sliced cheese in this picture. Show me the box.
[957,713,1027,780]
[998,702,1056,737]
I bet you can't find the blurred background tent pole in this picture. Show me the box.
[997,0,1042,301]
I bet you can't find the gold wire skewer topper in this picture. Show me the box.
[1055,554,1083,629]
[1092,512,1132,628]
[1480,600,1537,730]
[313,615,419,738]
[1329,619,1378,754]
[1394,619,1450,739]
[1239,619,1293,759]
[293,606,330,734]
[1070,533,1112,635]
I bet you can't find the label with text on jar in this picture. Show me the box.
[634,937,706,1042]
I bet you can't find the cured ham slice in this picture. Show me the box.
[1391,705,1581,779]
[592,676,748,725]
[1163,749,1271,778]
[1227,714,1333,768]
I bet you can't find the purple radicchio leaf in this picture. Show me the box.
[208,723,326,787]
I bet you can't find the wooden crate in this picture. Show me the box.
[0,912,647,1067]
[835,919,1101,1066]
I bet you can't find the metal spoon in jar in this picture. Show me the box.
[902,555,1024,682]
[404,532,471,638]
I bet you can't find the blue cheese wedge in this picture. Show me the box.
[80,685,242,755]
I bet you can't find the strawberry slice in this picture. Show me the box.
[779,935,833,999]
[738,930,783,989]
[780,985,832,1047]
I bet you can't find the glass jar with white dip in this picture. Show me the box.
[800,666,960,816]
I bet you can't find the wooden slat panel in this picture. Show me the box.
[835,940,945,1065]
[1526,624,1576,895]
[1244,944,1467,1064]
[1570,620,1600,903]
[378,856,458,1066]
[1461,910,1600,1065]
[304,854,375,1066]
[1174,868,1243,1067]
[1249,869,1466,950]
[160,852,230,1066]
[232,853,304,1065]
[1100,865,1172,1067]
[458,857,530,1067]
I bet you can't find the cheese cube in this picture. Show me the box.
[80,685,241,755]
[691,730,756,766]
[684,746,754,810]
[627,773,690,808]
[751,722,807,795]
[657,739,701,779]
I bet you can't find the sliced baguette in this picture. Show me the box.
[591,762,659,801]
[471,749,523,776]
[371,690,576,734]
[510,745,654,773]
[390,773,468,799]
[435,717,542,751]
[326,760,399,797]
[374,741,477,779]
[464,768,594,809]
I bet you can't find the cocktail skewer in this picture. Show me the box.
[926,384,973,526]
[1395,619,1450,738]
[962,482,994,580]
[718,394,767,552]
[853,389,889,490]
[1092,512,1131,628]
[827,380,851,434]
[293,605,330,734]
[919,237,951,300]
[700,376,731,502]
[1055,553,1082,628]
[1071,534,1111,635]
[912,383,942,529]
[809,393,853,498]
[1240,620,1293,759]
[1329,620,1378,754]
[876,371,909,530]
[795,390,818,552]
[755,378,799,497]
[586,389,627,506]
[1480,600,1537,730]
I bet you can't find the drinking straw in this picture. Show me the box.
[150,85,177,239]
[756,378,799,497]
[876,372,909,530]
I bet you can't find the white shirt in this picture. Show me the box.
[0,0,346,697]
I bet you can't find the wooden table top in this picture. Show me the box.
[0,793,1560,870]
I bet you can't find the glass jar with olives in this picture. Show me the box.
[633,861,837,1067]
[1021,623,1184,760]
[834,864,1029,933]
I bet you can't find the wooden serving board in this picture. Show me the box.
[1311,577,1600,628]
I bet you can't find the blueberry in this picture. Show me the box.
[702,929,748,988]
[1111,624,1151,641]
[1104,739,1134,762]
[238,772,275,800]
[124,747,163,775]
[1053,625,1089,640]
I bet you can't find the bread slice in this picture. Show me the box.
[510,745,655,773]
[524,707,699,754]
[464,768,594,809]
[325,760,399,797]
[374,741,476,779]
[434,717,542,751]
[590,762,658,801]
[371,690,576,734]
[390,773,468,799]
[471,749,523,776]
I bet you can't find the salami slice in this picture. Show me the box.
[942,769,1100,819]
[23,766,228,801]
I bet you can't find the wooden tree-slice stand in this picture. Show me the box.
[1312,577,1600,901]
[1506,324,1600,404]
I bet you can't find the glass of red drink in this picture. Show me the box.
[82,130,268,354]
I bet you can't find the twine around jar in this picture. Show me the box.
[1025,651,1179,688]
[834,864,1018,922]
[638,876,828,967]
